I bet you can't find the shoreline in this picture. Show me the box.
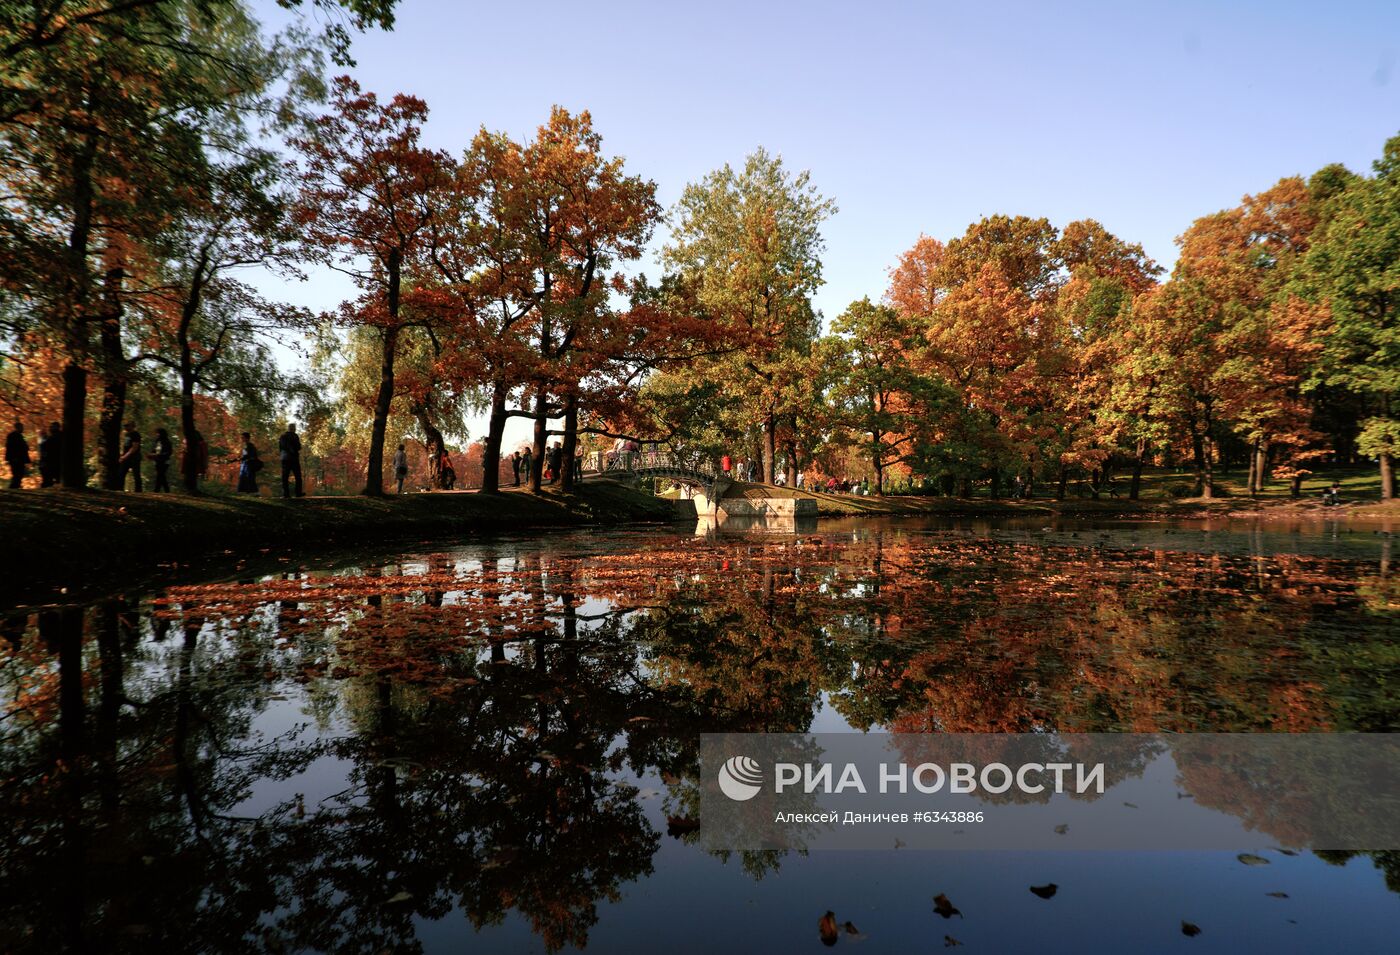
[4,482,1397,607]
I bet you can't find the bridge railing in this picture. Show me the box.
[584,449,715,480]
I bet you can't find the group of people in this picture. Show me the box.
[510,441,580,486]
[5,418,190,492]
[718,454,762,484]
[3,418,303,497]
[5,419,61,489]
[238,424,304,498]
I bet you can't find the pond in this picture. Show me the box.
[2,515,1398,952]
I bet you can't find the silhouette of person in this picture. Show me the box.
[278,423,303,498]
[118,422,143,492]
[152,427,173,492]
[5,419,29,489]
[37,422,61,487]
[238,432,261,493]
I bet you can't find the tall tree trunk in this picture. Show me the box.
[560,393,578,492]
[97,266,125,490]
[1190,423,1207,497]
[61,363,87,489]
[1246,440,1259,497]
[1129,439,1146,501]
[783,437,797,487]
[871,429,883,495]
[363,249,402,497]
[989,466,1002,500]
[411,401,444,488]
[362,324,398,496]
[1382,453,1395,502]
[481,382,507,493]
[1256,439,1270,490]
[764,411,776,484]
[530,389,548,493]
[179,355,198,492]
[60,127,99,491]
[1056,464,1068,501]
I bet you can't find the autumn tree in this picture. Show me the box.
[1148,178,1322,497]
[1295,137,1400,498]
[663,148,835,483]
[822,297,948,494]
[292,76,451,495]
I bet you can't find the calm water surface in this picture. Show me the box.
[2,515,1398,952]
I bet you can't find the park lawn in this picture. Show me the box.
[0,481,677,603]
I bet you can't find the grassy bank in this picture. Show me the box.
[0,482,677,603]
[717,467,1400,520]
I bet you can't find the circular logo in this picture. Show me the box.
[718,755,764,801]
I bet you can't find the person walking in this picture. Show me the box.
[238,432,261,493]
[37,423,61,487]
[118,423,143,492]
[5,419,29,488]
[152,427,173,492]
[721,453,732,477]
[278,423,303,498]
[511,450,522,487]
[439,449,456,489]
[183,428,208,491]
[547,442,563,484]
[520,446,533,485]
[392,442,408,494]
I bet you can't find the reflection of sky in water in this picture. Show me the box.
[3,515,1399,952]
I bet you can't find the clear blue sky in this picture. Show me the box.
[254,0,1400,442]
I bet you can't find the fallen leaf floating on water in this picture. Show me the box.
[1266,892,1290,899]
[1274,848,1299,856]
[944,936,963,947]
[1237,853,1271,866]
[819,911,839,947]
[385,891,413,905]
[1181,921,1202,937]
[1123,801,1139,809]
[932,893,962,919]
[843,920,863,938]
[1053,824,1069,835]
[1029,883,1058,899]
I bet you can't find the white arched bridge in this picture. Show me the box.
[584,449,723,494]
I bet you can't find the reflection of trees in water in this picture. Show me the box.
[0,530,1397,950]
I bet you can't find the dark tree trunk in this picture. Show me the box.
[1056,465,1068,501]
[481,383,506,493]
[1382,453,1395,502]
[1130,439,1146,501]
[530,389,548,493]
[990,466,1002,500]
[59,129,99,491]
[871,429,883,495]
[61,362,87,489]
[97,267,125,490]
[363,323,399,496]
[764,411,777,484]
[412,402,445,488]
[560,394,578,492]
[783,437,797,487]
[179,362,198,492]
